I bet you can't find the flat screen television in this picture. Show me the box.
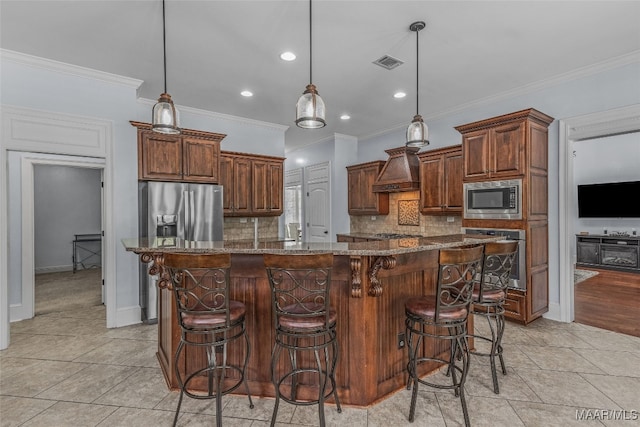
[577,180,640,218]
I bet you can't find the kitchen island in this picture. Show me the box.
[123,234,499,406]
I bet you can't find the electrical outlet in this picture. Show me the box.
[397,332,406,349]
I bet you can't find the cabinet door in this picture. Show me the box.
[251,160,283,215]
[462,130,490,180]
[219,155,234,213]
[346,162,388,215]
[252,160,269,214]
[347,168,363,213]
[419,155,444,214]
[182,137,220,183]
[233,157,252,215]
[443,150,463,212]
[268,161,283,214]
[491,121,525,178]
[139,131,182,181]
[576,240,599,265]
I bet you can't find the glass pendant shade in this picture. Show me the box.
[152,93,180,134]
[406,114,429,148]
[406,20,428,148]
[296,84,326,129]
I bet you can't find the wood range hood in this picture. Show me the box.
[372,146,421,193]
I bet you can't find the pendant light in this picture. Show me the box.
[295,0,326,129]
[152,0,180,134]
[406,21,428,148]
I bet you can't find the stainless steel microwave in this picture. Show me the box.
[463,179,522,220]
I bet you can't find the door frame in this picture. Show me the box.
[558,104,640,322]
[0,105,114,349]
[19,156,105,320]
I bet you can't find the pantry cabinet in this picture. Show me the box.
[346,161,389,215]
[132,121,224,183]
[417,145,463,215]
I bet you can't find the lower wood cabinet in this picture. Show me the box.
[220,151,284,217]
[417,145,463,215]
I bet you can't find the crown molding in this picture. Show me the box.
[1,49,143,89]
[359,50,640,143]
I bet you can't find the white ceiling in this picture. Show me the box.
[1,1,639,152]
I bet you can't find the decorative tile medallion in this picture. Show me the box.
[398,199,420,226]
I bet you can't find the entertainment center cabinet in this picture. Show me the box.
[576,234,640,272]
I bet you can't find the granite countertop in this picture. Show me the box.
[122,234,502,256]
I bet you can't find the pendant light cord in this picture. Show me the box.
[162,0,167,94]
[415,28,419,116]
[309,0,313,85]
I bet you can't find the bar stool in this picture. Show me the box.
[264,253,342,427]
[469,240,519,394]
[405,245,484,427]
[162,253,253,427]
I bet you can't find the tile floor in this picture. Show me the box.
[2,305,639,426]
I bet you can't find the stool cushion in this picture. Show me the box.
[405,296,468,322]
[278,303,337,331]
[472,284,505,303]
[181,300,246,330]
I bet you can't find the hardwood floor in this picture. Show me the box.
[574,267,640,337]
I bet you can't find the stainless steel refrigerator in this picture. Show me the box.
[138,181,224,323]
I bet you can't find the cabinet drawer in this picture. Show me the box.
[504,290,525,321]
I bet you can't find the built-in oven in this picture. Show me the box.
[463,179,522,220]
[463,227,526,290]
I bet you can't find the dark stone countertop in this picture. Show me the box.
[122,234,502,256]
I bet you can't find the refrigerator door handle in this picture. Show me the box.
[189,191,195,241]
[183,190,190,241]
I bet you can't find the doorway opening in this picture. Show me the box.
[7,152,106,324]
[33,164,104,317]
[558,104,640,323]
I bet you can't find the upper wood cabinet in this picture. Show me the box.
[418,145,463,215]
[346,161,389,215]
[252,159,283,215]
[455,109,553,182]
[219,154,252,216]
[131,121,225,183]
[219,151,284,217]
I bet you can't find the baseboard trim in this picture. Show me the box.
[35,265,73,274]
[9,303,28,322]
[113,305,142,328]
[543,302,564,322]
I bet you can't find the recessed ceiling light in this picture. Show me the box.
[394,91,406,99]
[280,51,296,61]
[241,90,253,97]
[340,114,351,120]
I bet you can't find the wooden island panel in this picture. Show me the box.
[153,250,461,407]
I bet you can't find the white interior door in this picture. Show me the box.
[305,162,331,242]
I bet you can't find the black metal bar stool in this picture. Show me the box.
[405,245,484,427]
[264,253,342,427]
[162,253,253,427]
[469,240,519,394]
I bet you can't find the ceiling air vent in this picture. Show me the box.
[372,55,404,70]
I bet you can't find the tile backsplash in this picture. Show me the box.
[349,191,462,236]
[224,217,279,241]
